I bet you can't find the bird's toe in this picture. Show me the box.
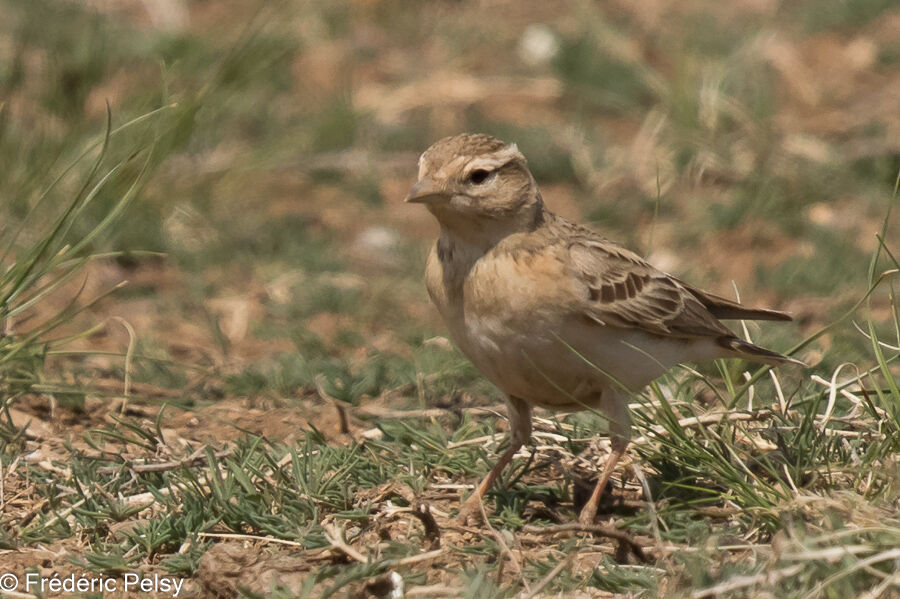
[455,498,485,526]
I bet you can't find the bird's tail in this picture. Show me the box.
[680,281,793,322]
[718,336,806,367]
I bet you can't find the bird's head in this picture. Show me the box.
[406,134,544,246]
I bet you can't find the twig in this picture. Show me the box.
[632,410,772,445]
[445,430,570,451]
[196,532,305,548]
[428,483,475,490]
[406,585,464,597]
[29,497,87,532]
[810,374,888,418]
[852,320,900,351]
[276,448,320,468]
[447,433,503,449]
[323,522,367,563]
[118,475,209,509]
[358,404,505,421]
[97,447,234,474]
[783,464,800,496]
[770,369,788,413]
[520,523,648,562]
[359,407,455,420]
[819,363,857,428]
[383,548,445,567]
[743,371,755,411]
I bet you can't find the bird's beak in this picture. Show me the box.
[405,179,446,204]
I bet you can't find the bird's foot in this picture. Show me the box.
[455,496,486,526]
[578,503,598,527]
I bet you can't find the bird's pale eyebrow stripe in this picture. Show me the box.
[462,144,523,174]
[464,157,507,173]
[437,155,471,179]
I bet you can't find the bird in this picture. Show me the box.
[406,133,800,526]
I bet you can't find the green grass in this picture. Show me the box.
[2,0,900,596]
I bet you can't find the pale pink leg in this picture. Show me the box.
[456,396,531,525]
[579,390,631,526]
[578,439,627,526]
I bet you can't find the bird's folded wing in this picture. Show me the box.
[674,280,792,321]
[565,239,734,339]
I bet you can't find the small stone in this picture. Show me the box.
[518,24,560,66]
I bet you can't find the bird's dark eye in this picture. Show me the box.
[468,169,491,184]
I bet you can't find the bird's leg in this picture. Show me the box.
[579,390,631,526]
[456,396,532,525]
[455,439,522,525]
[578,437,627,526]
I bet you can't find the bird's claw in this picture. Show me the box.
[578,504,598,527]
[455,497,485,526]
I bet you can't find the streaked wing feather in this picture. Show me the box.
[567,239,733,340]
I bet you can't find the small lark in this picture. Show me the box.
[407,133,799,526]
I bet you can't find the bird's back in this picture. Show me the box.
[427,211,796,406]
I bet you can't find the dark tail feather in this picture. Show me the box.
[708,304,793,322]
[718,336,806,367]
[680,281,793,322]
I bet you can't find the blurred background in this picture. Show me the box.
[1,0,899,594]
[3,0,899,378]
[4,0,899,379]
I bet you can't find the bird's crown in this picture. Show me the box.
[417,134,525,181]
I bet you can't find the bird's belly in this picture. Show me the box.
[453,311,715,409]
[565,325,687,387]
[455,312,603,409]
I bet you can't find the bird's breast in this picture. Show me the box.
[455,250,594,405]
[465,247,574,320]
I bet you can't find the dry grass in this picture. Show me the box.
[1,0,900,597]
